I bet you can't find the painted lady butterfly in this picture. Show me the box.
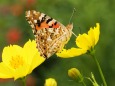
[25,10,73,58]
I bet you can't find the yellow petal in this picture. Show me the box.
[88,23,100,46]
[14,64,29,80]
[22,40,39,64]
[93,23,100,45]
[76,34,91,50]
[22,40,45,74]
[88,27,95,47]
[0,62,14,79]
[2,45,22,68]
[23,40,37,49]
[28,52,45,73]
[56,48,87,58]
[56,49,71,57]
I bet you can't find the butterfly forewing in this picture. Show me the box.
[25,10,73,58]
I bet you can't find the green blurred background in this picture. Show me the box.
[0,0,115,86]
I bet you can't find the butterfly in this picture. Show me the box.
[25,10,73,58]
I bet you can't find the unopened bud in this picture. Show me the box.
[44,78,57,86]
[68,68,83,82]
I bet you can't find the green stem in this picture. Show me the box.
[22,77,26,86]
[91,54,107,86]
[81,80,86,86]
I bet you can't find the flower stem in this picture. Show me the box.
[91,54,107,86]
[22,77,26,86]
[81,80,86,86]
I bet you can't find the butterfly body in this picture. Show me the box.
[25,10,73,58]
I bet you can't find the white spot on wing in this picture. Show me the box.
[54,28,59,34]
[33,10,36,14]
[47,36,52,42]
[52,19,56,23]
[26,11,30,17]
[34,20,37,23]
[28,21,32,24]
[31,24,34,28]
[39,13,45,21]
[48,28,53,33]
[48,19,56,26]
[43,28,46,33]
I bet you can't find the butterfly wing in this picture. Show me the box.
[25,10,73,58]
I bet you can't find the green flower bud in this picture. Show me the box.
[68,68,83,82]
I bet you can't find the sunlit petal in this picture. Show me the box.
[2,45,22,67]
[57,48,87,58]
[76,34,91,50]
[28,52,45,73]
[94,23,100,45]
[88,28,95,47]
[0,62,14,78]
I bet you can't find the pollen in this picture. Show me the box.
[10,55,24,69]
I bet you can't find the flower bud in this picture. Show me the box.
[68,68,83,82]
[44,78,57,86]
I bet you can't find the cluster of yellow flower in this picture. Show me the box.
[0,23,105,86]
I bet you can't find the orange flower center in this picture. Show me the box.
[10,55,24,69]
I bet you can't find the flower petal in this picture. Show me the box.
[14,64,29,80]
[76,34,91,50]
[88,27,95,47]
[0,62,14,79]
[94,23,100,45]
[22,40,45,74]
[22,40,39,64]
[2,45,22,67]
[28,52,45,73]
[88,23,100,46]
[56,48,87,58]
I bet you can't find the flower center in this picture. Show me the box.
[10,55,24,69]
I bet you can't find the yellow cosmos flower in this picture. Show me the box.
[0,40,45,80]
[57,23,100,58]
[44,78,57,86]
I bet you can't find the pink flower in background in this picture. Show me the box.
[10,4,23,16]
[0,6,10,15]
[0,78,13,83]
[6,28,22,44]
[26,75,36,86]
[26,0,36,8]
[27,0,36,5]
[0,4,23,16]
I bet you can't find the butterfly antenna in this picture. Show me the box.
[69,8,77,37]
[69,8,76,24]
[72,31,77,37]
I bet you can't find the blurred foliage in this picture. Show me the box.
[0,0,115,86]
